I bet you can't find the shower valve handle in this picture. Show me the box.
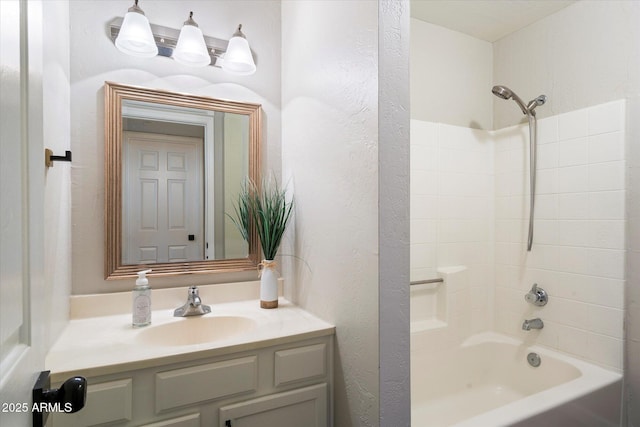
[524,283,548,306]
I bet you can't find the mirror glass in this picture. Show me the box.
[105,82,261,279]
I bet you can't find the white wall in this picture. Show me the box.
[43,0,71,348]
[412,2,640,422]
[379,1,411,425]
[281,1,380,425]
[626,96,640,426]
[493,1,640,129]
[492,2,640,422]
[410,19,493,130]
[69,0,281,294]
[409,19,496,342]
[411,101,627,372]
[494,101,626,371]
[410,120,494,336]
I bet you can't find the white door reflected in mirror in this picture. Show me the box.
[123,132,204,264]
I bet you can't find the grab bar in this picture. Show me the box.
[410,278,444,286]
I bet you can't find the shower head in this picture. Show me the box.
[492,85,528,115]
[493,85,547,116]
[492,85,513,100]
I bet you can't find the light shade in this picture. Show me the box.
[172,13,211,67]
[222,25,256,75]
[115,2,158,58]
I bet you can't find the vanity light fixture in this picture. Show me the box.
[109,6,257,75]
[114,0,158,58]
[172,12,211,67]
[221,25,256,75]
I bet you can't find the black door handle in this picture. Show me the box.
[188,234,195,241]
[33,370,87,427]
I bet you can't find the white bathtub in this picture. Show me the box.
[411,332,622,427]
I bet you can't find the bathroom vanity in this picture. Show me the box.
[45,284,334,427]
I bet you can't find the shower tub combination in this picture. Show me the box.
[411,332,622,427]
[410,84,626,425]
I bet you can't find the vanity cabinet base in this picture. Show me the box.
[49,335,333,427]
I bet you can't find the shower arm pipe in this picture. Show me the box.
[527,112,537,252]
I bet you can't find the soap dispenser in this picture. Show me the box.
[133,269,152,327]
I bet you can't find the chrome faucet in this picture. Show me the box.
[174,286,211,317]
[522,318,544,331]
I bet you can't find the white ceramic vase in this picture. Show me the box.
[260,260,278,309]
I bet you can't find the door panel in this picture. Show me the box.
[123,132,204,264]
[167,179,187,229]
[140,179,159,230]
[0,0,25,357]
[0,0,47,425]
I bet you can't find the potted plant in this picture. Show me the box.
[229,177,293,308]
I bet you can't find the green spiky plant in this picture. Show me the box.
[228,177,294,261]
[229,183,252,244]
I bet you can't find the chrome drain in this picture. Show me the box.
[527,352,541,367]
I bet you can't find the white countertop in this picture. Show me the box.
[46,298,334,382]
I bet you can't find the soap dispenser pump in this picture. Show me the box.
[133,269,152,327]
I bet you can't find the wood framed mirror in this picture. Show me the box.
[104,82,261,280]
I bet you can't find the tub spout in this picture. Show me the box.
[522,318,544,330]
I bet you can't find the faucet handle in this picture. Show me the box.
[525,283,548,306]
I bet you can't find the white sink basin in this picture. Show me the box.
[137,316,256,346]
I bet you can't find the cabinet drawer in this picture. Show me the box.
[51,378,132,426]
[274,343,326,387]
[156,356,257,412]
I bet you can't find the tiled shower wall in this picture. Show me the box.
[410,121,495,335]
[494,100,626,371]
[411,100,626,369]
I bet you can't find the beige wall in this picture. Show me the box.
[69,0,281,294]
[410,18,493,130]
[281,1,380,424]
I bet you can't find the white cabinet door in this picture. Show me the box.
[219,383,327,427]
[0,0,47,425]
